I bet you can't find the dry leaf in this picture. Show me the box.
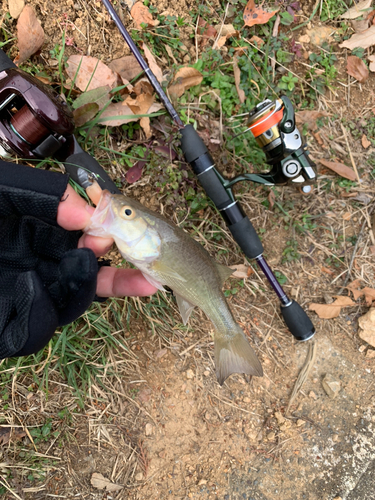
[346,55,369,82]
[72,86,111,111]
[362,134,371,148]
[340,0,373,19]
[14,5,44,65]
[295,110,328,131]
[339,25,375,50]
[362,287,375,306]
[73,102,99,127]
[9,0,25,19]
[249,35,264,46]
[131,2,159,29]
[66,56,119,92]
[309,296,355,319]
[168,67,203,99]
[351,18,370,32]
[228,264,253,279]
[97,101,136,126]
[142,43,164,83]
[109,55,142,83]
[268,189,275,209]
[91,472,123,492]
[306,26,334,46]
[165,44,178,65]
[197,19,217,48]
[243,0,279,27]
[139,102,163,138]
[347,279,363,300]
[318,158,357,181]
[233,55,245,104]
[215,24,238,48]
[368,54,375,71]
[358,307,375,347]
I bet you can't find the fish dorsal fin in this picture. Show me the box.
[152,260,187,282]
[175,294,195,325]
[215,263,234,285]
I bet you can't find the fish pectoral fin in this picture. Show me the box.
[214,326,263,385]
[175,294,195,325]
[141,272,166,291]
[151,261,187,282]
[215,262,234,285]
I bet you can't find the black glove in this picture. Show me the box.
[0,160,99,358]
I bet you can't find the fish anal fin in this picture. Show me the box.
[214,327,263,385]
[215,263,234,285]
[152,260,187,282]
[175,294,195,325]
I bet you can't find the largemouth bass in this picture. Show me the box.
[85,190,263,385]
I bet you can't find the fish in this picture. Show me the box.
[85,189,263,385]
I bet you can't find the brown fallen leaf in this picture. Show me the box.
[362,287,375,306]
[243,0,279,27]
[215,24,238,48]
[306,26,335,46]
[73,102,99,127]
[268,189,275,209]
[295,110,328,131]
[168,67,203,99]
[91,472,123,492]
[249,35,265,46]
[358,307,375,347]
[233,55,245,104]
[318,158,357,181]
[339,25,375,50]
[368,54,375,71]
[197,19,217,48]
[351,18,370,33]
[142,43,164,83]
[228,264,254,279]
[66,56,119,92]
[346,55,369,83]
[14,5,44,65]
[309,296,355,319]
[9,0,25,19]
[362,134,371,148]
[340,0,373,19]
[109,55,142,83]
[131,2,159,29]
[97,101,136,127]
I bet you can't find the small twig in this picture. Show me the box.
[340,123,360,183]
[213,3,229,50]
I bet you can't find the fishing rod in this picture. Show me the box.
[101,0,316,342]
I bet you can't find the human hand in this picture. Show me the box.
[57,184,158,298]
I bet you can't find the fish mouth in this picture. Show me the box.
[84,190,115,237]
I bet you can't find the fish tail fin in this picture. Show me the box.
[214,325,263,385]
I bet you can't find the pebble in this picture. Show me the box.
[135,472,144,481]
[145,423,153,436]
[267,431,276,441]
[243,396,251,403]
[203,370,210,377]
[296,419,305,427]
[322,374,341,399]
[186,369,194,379]
[309,391,318,400]
[366,349,375,358]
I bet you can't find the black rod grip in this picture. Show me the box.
[63,152,121,194]
[0,48,16,72]
[281,300,315,341]
[228,216,264,259]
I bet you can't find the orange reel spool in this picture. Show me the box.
[250,108,284,138]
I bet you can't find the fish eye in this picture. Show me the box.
[120,205,136,220]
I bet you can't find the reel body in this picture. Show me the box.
[0,68,74,159]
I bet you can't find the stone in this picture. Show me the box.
[186,369,194,379]
[145,423,153,436]
[366,349,375,359]
[358,308,375,348]
[135,472,144,481]
[322,374,341,398]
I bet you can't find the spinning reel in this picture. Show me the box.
[227,96,317,192]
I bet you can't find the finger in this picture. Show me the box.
[96,267,158,297]
[57,185,94,231]
[78,233,114,258]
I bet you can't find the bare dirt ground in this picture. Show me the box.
[1,1,375,499]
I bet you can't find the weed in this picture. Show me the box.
[320,0,352,21]
[282,240,300,264]
[278,72,299,92]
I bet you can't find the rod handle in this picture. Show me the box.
[281,300,315,341]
